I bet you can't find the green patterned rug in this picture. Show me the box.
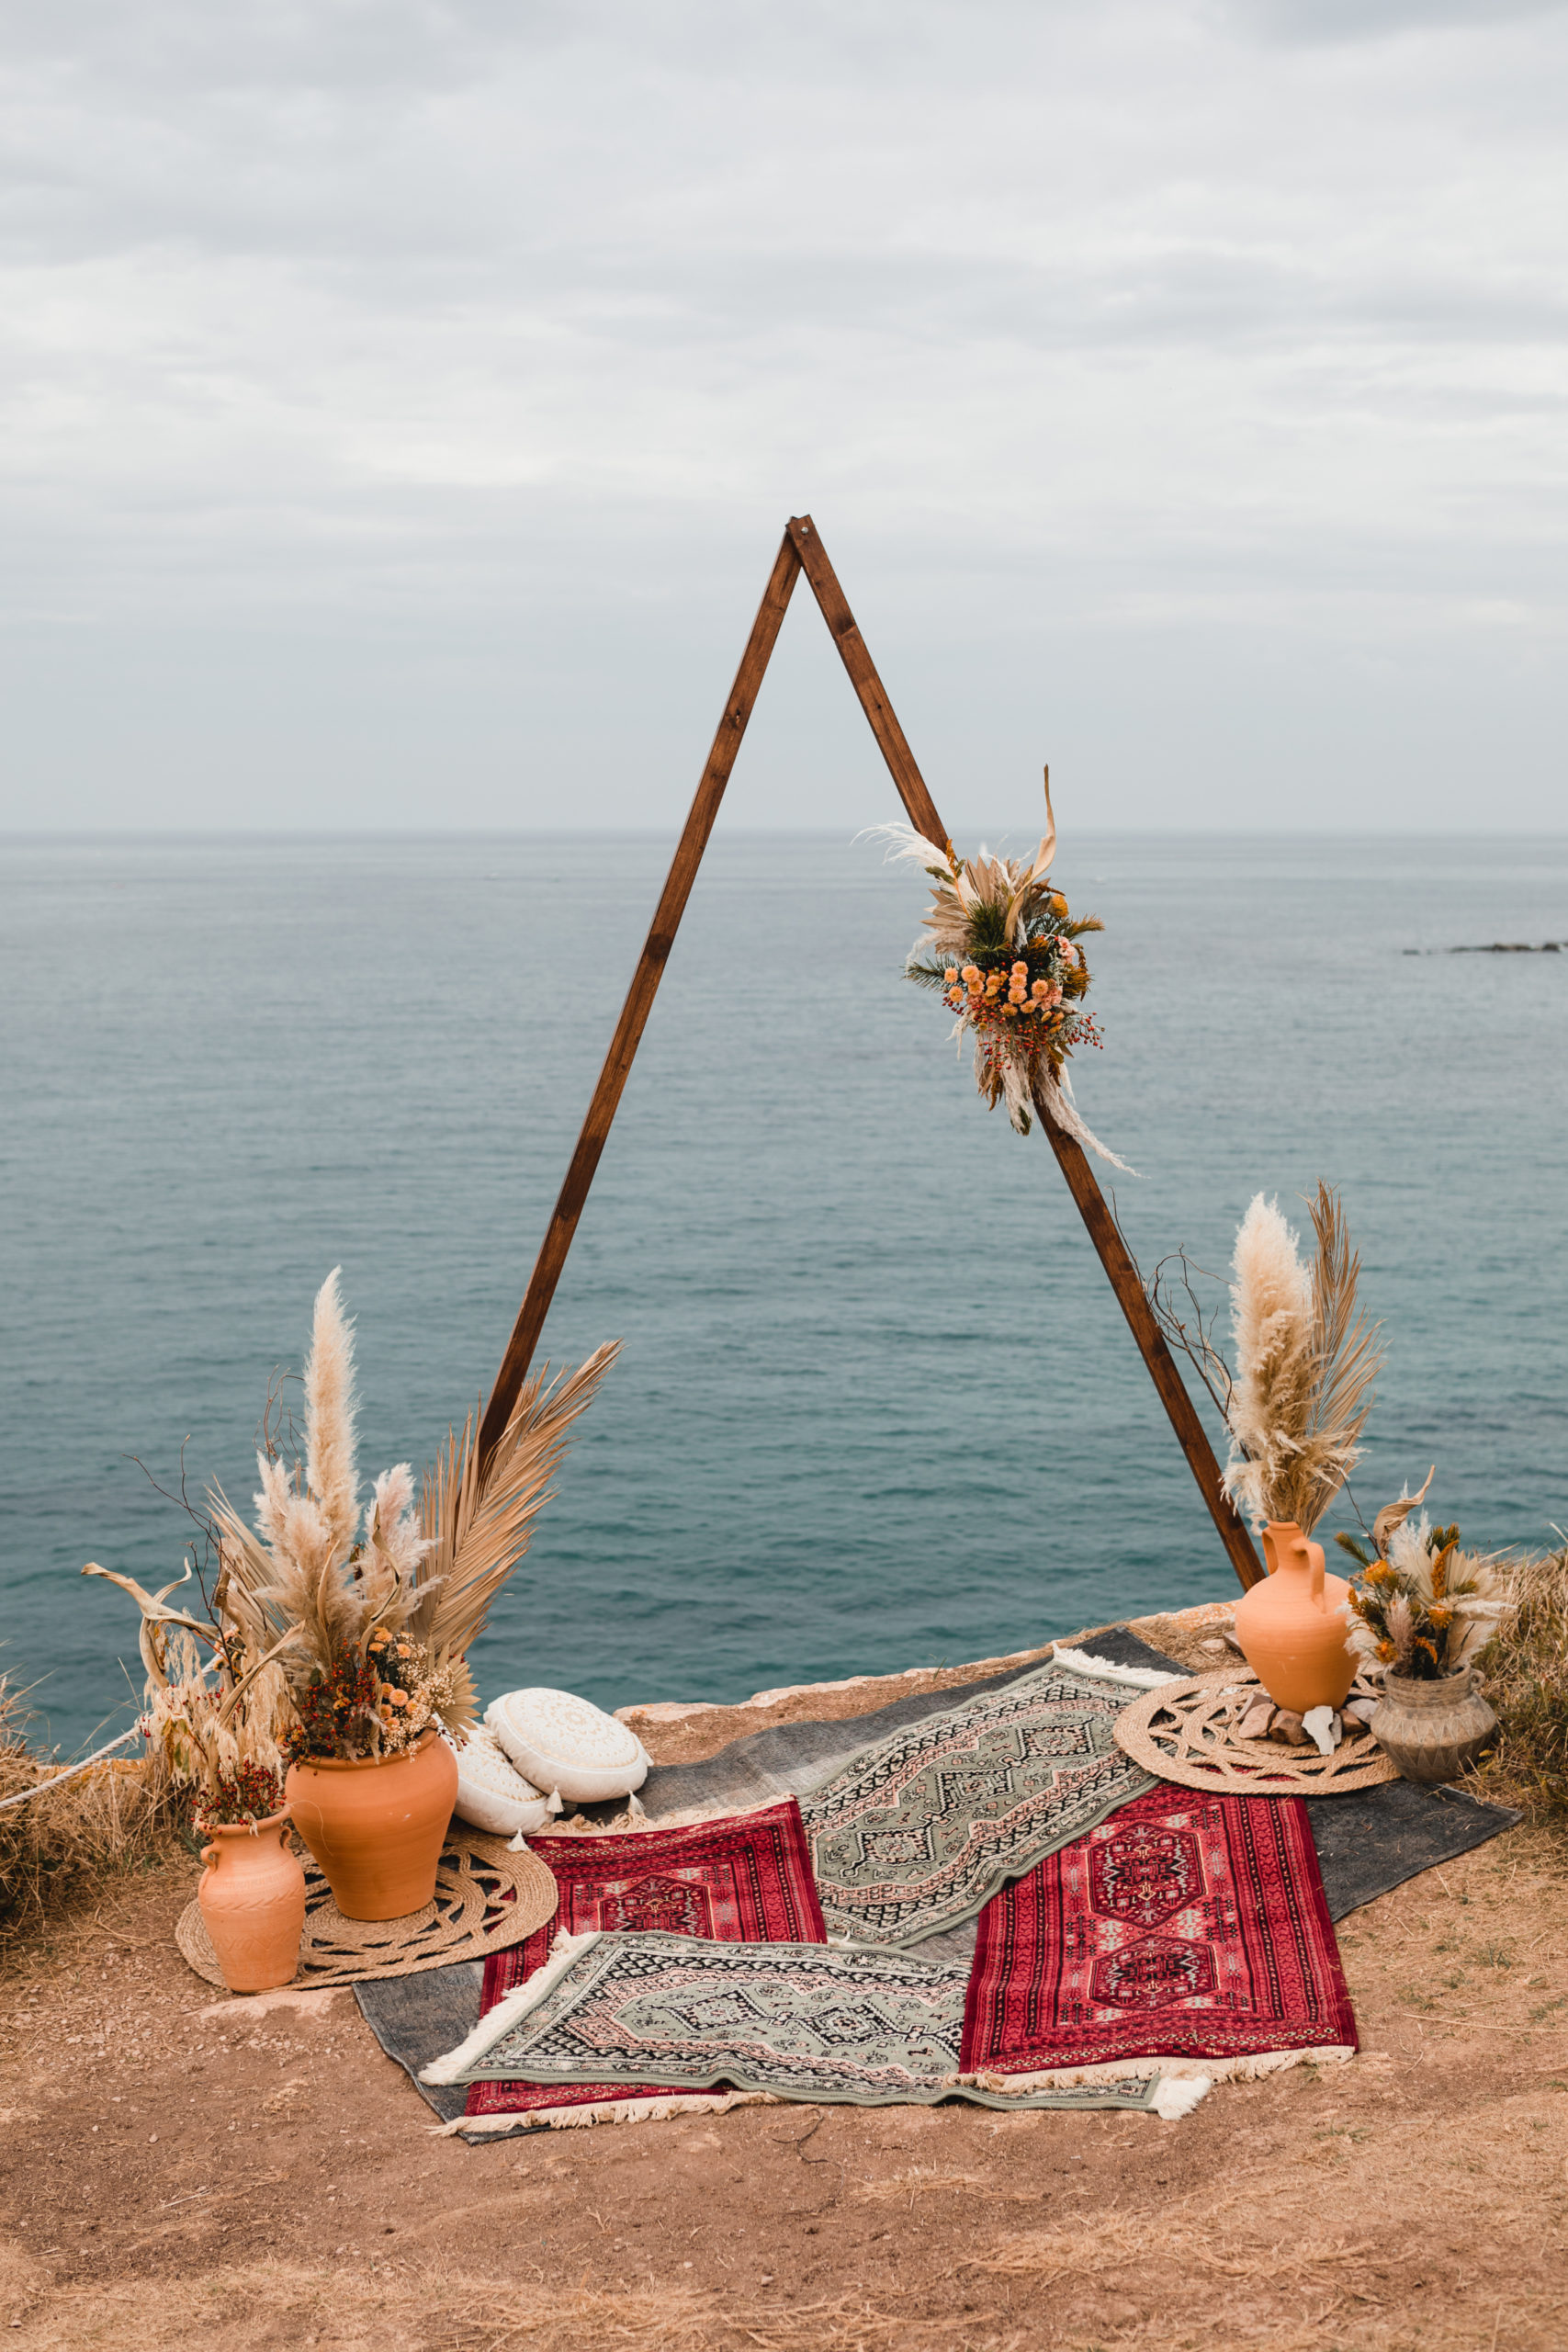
[798,1649,1180,1950]
[422,1928,1201,2116]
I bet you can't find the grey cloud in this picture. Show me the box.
[1233,0,1568,40]
[0,0,1565,831]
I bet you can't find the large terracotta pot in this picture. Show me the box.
[198,1811,307,1994]
[1233,1521,1356,1715]
[1371,1667,1496,1784]
[285,1729,458,1922]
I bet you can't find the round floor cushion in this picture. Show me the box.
[485,1687,651,1805]
[448,1727,558,1838]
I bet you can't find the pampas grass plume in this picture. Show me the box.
[1223,1193,1314,1531]
[304,1266,357,1557]
[1223,1183,1382,1534]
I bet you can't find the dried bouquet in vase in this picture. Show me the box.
[1337,1480,1513,1681]
[877,771,1124,1159]
[80,1561,293,1830]
[1221,1183,1383,1537]
[209,1270,618,1766]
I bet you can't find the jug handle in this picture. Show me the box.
[1306,1538,1325,1605]
[1261,1526,1279,1576]
[201,1844,219,1873]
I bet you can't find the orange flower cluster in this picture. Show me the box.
[942,957,1067,1026]
[367,1624,429,1736]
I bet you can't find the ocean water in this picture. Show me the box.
[3,830,1564,1758]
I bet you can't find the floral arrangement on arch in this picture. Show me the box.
[878,773,1123,1159]
[87,1270,617,1778]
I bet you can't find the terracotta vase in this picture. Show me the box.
[1371,1667,1496,1785]
[197,1811,307,1994]
[1233,1521,1356,1715]
[285,1728,458,1922]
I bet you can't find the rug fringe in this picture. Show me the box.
[1052,1646,1186,1690]
[959,2044,1355,2098]
[420,1930,602,2085]
[433,2090,783,2138]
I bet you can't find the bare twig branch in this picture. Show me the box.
[1142,1245,1239,1436]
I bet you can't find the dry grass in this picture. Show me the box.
[0,2253,990,2352]
[1474,1542,1568,1823]
[0,1677,178,1949]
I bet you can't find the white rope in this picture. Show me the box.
[0,1722,144,1812]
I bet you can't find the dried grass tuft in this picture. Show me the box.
[1474,1542,1568,1822]
[0,1677,178,1949]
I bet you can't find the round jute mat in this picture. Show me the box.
[1114,1671,1400,1797]
[176,1828,558,1993]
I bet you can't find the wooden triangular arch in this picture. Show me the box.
[479,515,1264,1593]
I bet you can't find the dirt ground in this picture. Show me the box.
[5,1615,1567,2351]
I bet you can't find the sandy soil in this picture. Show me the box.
[5,1617,1567,2351]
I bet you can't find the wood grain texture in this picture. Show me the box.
[786,514,949,845]
[1030,1080,1266,1591]
[476,530,803,1468]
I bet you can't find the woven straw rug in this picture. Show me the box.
[177,1830,557,1992]
[466,1799,827,2129]
[959,1783,1358,2091]
[424,1928,1201,2121]
[1114,1672,1399,1796]
[799,1651,1175,1951]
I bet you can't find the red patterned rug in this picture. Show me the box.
[466,1798,827,2126]
[960,1785,1358,2085]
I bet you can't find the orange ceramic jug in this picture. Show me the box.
[1233,1521,1356,1715]
[198,1812,307,1994]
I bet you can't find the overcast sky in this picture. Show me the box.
[2,0,1565,833]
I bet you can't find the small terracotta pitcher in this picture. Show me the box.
[1233,1521,1356,1716]
[198,1811,307,1994]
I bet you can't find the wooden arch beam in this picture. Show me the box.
[478,516,1264,1592]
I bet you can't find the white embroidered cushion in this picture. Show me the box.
[447,1727,557,1838]
[485,1687,650,1804]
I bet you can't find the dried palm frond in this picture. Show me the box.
[1289,1182,1384,1532]
[1223,1183,1383,1533]
[78,1563,296,1820]
[409,1342,620,1730]
[78,1562,218,1690]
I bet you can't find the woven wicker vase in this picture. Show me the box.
[1233,1521,1356,1715]
[197,1812,307,1994]
[285,1729,459,1922]
[1370,1667,1496,1785]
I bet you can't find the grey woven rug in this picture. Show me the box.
[798,1655,1160,1950]
[422,1928,1170,2115]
